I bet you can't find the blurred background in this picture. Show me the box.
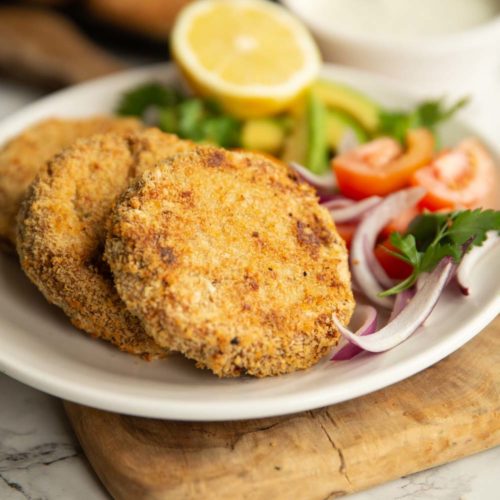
[0,0,499,139]
[0,0,191,90]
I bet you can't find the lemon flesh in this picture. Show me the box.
[172,0,321,118]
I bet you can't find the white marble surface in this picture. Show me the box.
[0,73,499,500]
[0,375,107,500]
[1,373,499,500]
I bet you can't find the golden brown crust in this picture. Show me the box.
[0,116,142,247]
[105,147,354,376]
[16,128,194,357]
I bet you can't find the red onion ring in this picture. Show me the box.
[388,288,415,321]
[350,187,426,308]
[289,162,338,196]
[331,305,377,361]
[363,235,395,288]
[333,257,454,352]
[321,197,354,210]
[327,196,382,224]
[456,231,500,295]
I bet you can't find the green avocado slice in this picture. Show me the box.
[306,92,329,175]
[313,80,380,133]
[326,108,368,151]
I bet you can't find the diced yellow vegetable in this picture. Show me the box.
[241,119,285,154]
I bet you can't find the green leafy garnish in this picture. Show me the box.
[378,97,469,144]
[177,99,206,141]
[158,107,178,134]
[116,83,241,148]
[172,98,241,147]
[201,115,241,148]
[116,83,180,116]
[380,209,500,296]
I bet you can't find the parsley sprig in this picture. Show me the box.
[116,82,241,148]
[378,97,469,144]
[380,209,500,296]
[117,82,181,116]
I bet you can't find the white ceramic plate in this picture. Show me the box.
[0,64,498,421]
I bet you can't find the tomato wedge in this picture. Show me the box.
[374,239,413,280]
[411,138,497,210]
[332,128,434,199]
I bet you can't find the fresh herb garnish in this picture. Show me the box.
[378,97,469,144]
[116,83,241,148]
[117,82,181,116]
[380,209,500,296]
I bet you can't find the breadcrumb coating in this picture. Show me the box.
[105,147,355,376]
[17,129,193,357]
[0,116,142,247]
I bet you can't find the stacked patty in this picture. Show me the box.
[4,118,354,376]
[0,116,142,247]
[16,127,193,358]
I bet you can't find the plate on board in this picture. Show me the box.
[0,63,498,421]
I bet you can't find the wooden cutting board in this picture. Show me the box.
[65,317,500,500]
[0,6,124,88]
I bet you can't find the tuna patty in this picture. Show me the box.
[0,116,142,247]
[17,129,193,358]
[105,146,355,376]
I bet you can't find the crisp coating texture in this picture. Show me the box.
[0,116,141,247]
[17,128,194,357]
[105,147,355,376]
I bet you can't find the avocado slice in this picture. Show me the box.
[306,92,329,175]
[326,109,368,151]
[282,93,329,175]
[313,80,380,132]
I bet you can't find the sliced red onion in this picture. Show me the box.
[319,192,351,204]
[331,305,377,361]
[457,231,500,295]
[333,257,454,352]
[321,197,354,210]
[363,235,395,289]
[289,161,338,196]
[350,187,426,308]
[328,196,382,224]
[388,287,415,321]
[350,277,362,294]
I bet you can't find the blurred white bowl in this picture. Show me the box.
[282,0,500,98]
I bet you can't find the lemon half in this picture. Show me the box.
[171,0,321,118]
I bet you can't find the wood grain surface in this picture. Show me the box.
[65,317,500,500]
[0,7,124,88]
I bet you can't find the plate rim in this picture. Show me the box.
[1,296,498,421]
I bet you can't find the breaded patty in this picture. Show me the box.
[105,147,355,376]
[0,116,142,247]
[17,129,194,357]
